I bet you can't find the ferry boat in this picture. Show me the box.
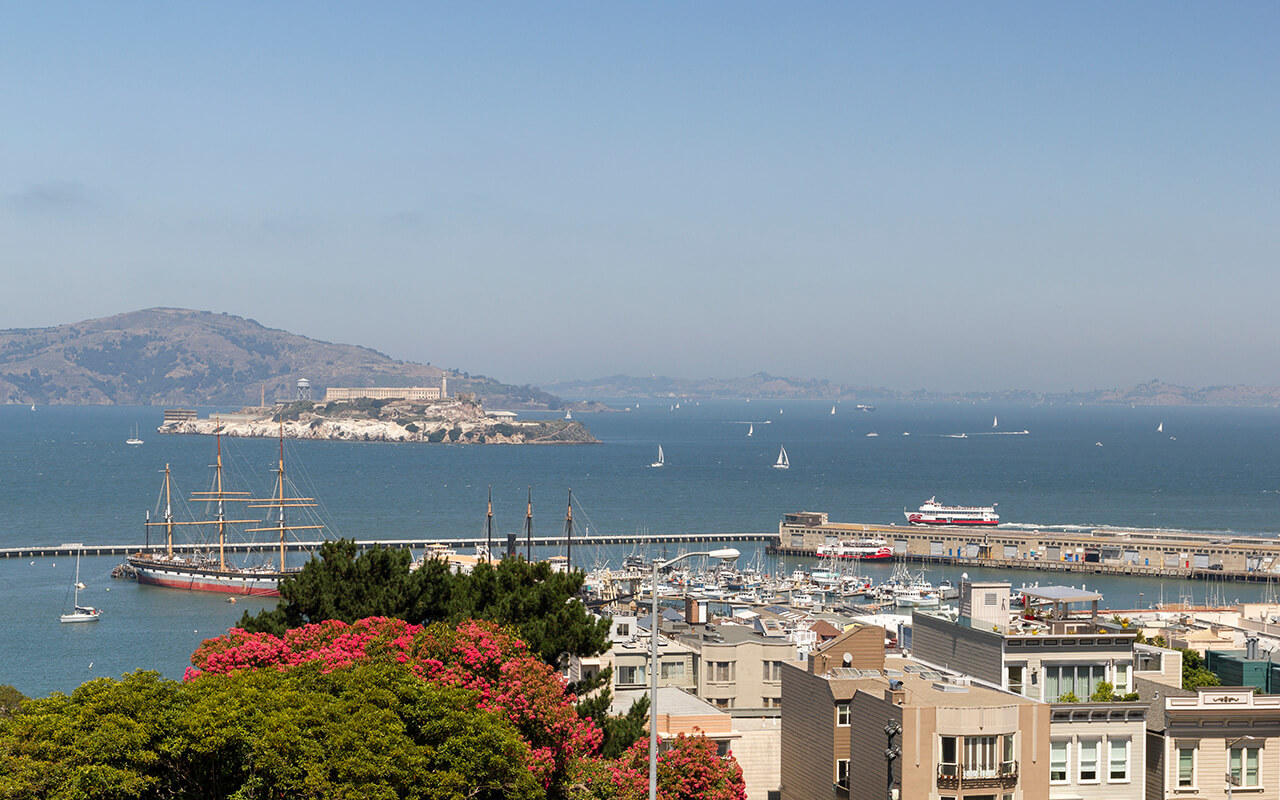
[815,539,893,560]
[905,497,999,526]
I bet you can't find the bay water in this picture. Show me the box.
[5,400,1280,697]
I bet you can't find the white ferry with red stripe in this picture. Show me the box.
[816,539,893,560]
[905,497,999,526]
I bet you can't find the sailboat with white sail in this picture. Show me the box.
[60,548,101,623]
[747,423,753,437]
[650,445,665,468]
[993,416,998,428]
[126,424,144,446]
[773,446,790,470]
[1157,422,1163,433]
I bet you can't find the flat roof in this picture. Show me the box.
[1018,585,1103,603]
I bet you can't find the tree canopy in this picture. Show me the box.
[238,541,611,669]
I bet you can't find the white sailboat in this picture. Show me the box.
[564,409,572,420]
[60,550,101,623]
[747,423,753,437]
[830,405,836,415]
[126,424,144,446]
[650,445,665,468]
[1157,422,1163,433]
[993,416,998,428]
[773,446,789,470]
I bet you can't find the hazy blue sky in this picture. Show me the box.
[3,3,1277,391]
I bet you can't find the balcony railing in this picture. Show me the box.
[937,761,1019,790]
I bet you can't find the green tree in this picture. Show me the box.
[0,664,543,800]
[0,685,25,720]
[1181,648,1221,690]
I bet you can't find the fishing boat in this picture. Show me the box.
[60,549,101,623]
[650,445,665,468]
[126,424,144,446]
[815,539,893,560]
[905,497,999,526]
[126,427,324,596]
[773,446,789,470]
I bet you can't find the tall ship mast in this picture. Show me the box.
[127,424,324,596]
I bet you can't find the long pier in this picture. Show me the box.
[0,531,778,560]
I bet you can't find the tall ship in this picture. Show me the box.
[905,497,999,526]
[815,539,893,560]
[126,428,323,596]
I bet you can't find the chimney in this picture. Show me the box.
[1247,636,1260,660]
[886,679,906,705]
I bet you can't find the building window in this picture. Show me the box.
[940,736,958,778]
[1044,664,1106,701]
[1078,738,1099,782]
[712,698,732,710]
[1003,733,1015,774]
[617,665,646,685]
[1177,746,1195,788]
[660,661,684,680]
[1231,746,1260,788]
[1108,737,1129,782]
[836,703,851,726]
[965,736,998,777]
[764,660,783,682]
[1114,662,1130,693]
[707,661,734,683]
[1050,740,1069,783]
[1007,665,1024,695]
[616,623,630,636]
[836,759,850,788]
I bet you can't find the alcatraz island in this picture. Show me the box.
[159,380,599,445]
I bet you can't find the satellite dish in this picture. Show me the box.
[843,652,853,665]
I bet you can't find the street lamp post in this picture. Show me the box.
[650,547,740,800]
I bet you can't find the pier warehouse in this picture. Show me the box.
[778,512,1280,579]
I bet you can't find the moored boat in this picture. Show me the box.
[815,539,893,560]
[905,497,999,526]
[127,426,324,596]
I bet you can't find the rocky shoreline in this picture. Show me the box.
[158,399,599,445]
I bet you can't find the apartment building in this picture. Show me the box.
[911,582,1138,702]
[780,654,1049,800]
[1049,701,1148,800]
[1147,686,1280,799]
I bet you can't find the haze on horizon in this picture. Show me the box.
[2,3,1276,394]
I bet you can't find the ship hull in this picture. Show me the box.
[905,515,999,527]
[129,558,281,596]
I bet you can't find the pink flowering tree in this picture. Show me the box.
[601,734,747,800]
[190,617,601,791]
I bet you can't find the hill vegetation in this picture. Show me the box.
[0,308,569,410]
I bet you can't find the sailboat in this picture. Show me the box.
[126,424,144,446]
[830,405,836,415]
[565,409,572,420]
[773,446,790,470]
[993,416,998,428]
[127,425,325,596]
[747,423,754,437]
[650,445,665,468]
[1157,422,1163,433]
[60,549,101,623]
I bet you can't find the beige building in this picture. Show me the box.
[1147,686,1280,798]
[1049,701,1148,800]
[781,654,1050,800]
[322,380,447,403]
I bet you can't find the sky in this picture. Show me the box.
[2,3,1277,392]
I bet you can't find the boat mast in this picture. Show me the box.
[246,422,321,572]
[165,464,174,558]
[187,428,255,572]
[525,487,533,560]
[564,489,573,569]
[486,484,493,561]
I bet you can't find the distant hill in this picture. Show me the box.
[0,308,557,408]
[543,373,1280,407]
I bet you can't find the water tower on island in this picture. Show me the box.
[296,378,311,402]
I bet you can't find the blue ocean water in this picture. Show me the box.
[4,400,1280,697]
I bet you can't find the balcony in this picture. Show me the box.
[937,762,1019,790]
